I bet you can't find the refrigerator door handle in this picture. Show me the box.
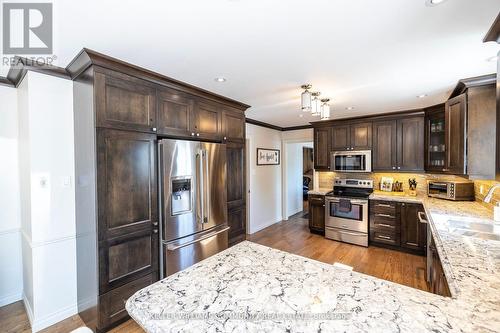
[198,149,204,224]
[158,141,164,278]
[166,226,230,251]
[203,149,210,224]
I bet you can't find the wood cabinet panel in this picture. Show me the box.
[425,106,446,173]
[308,195,325,234]
[223,109,245,143]
[429,234,451,297]
[372,120,397,171]
[331,125,350,150]
[193,99,222,140]
[350,122,372,150]
[98,273,154,330]
[99,228,158,293]
[156,87,193,137]
[226,142,246,245]
[400,203,426,253]
[445,94,466,174]
[314,128,330,170]
[95,70,156,133]
[97,129,157,240]
[397,117,424,171]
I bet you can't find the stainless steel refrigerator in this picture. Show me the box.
[158,139,228,278]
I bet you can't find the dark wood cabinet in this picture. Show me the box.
[425,105,446,172]
[369,200,426,254]
[72,50,249,332]
[192,99,223,141]
[372,120,397,171]
[372,116,424,172]
[314,127,330,170]
[331,122,372,151]
[95,69,156,133]
[397,116,424,171]
[400,203,426,253]
[156,87,194,137]
[350,122,372,150]
[226,142,246,245]
[222,109,245,143]
[308,195,325,234]
[428,234,451,297]
[444,94,466,175]
[331,125,350,150]
[96,129,157,241]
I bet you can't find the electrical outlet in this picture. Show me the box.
[480,185,484,195]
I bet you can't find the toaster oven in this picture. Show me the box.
[427,180,474,201]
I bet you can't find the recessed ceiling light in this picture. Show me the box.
[417,94,427,98]
[346,106,354,111]
[425,0,448,7]
[486,55,498,62]
[214,77,226,82]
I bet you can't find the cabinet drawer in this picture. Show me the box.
[98,273,154,330]
[370,200,397,214]
[370,230,400,246]
[371,212,398,228]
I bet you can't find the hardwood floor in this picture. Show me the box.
[0,301,143,333]
[1,212,428,333]
[247,213,430,292]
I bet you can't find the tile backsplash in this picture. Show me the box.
[318,172,500,210]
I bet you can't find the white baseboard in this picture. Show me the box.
[23,293,78,333]
[248,218,281,234]
[0,291,22,307]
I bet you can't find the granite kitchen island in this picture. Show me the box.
[126,197,500,333]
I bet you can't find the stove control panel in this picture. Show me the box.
[334,178,373,189]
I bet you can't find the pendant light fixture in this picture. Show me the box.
[300,84,312,112]
[320,98,330,120]
[311,92,321,116]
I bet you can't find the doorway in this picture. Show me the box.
[283,141,314,220]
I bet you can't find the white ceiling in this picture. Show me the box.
[2,0,499,127]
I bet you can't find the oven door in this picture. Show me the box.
[325,197,368,233]
[331,151,371,172]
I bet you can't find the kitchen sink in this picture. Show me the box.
[446,219,500,241]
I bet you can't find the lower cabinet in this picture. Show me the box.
[428,233,451,297]
[308,195,325,234]
[369,200,426,254]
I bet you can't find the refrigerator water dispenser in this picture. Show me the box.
[171,178,192,215]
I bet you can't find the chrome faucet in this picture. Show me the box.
[483,184,500,203]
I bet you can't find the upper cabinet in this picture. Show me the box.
[372,116,424,172]
[331,122,372,151]
[444,94,467,175]
[156,87,194,137]
[314,127,331,170]
[191,99,223,141]
[95,69,157,133]
[222,108,245,143]
[372,120,397,171]
[424,105,446,172]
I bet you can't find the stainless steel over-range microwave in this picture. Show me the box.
[331,150,372,173]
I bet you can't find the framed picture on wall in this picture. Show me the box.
[257,148,280,165]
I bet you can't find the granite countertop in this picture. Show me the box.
[307,187,331,195]
[126,193,500,332]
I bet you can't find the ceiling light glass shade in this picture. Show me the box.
[321,98,330,120]
[311,92,321,116]
[301,84,312,112]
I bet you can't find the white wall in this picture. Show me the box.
[246,124,283,233]
[17,72,77,332]
[0,85,23,307]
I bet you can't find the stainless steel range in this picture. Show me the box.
[325,178,373,247]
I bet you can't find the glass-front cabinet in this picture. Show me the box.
[425,106,446,172]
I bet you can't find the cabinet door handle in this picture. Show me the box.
[196,133,200,137]
[375,213,395,218]
[378,235,391,240]
[397,166,401,170]
[191,132,195,136]
[153,229,158,234]
[152,222,158,226]
[392,166,396,170]
[378,223,393,228]
[418,211,428,224]
[152,127,157,132]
